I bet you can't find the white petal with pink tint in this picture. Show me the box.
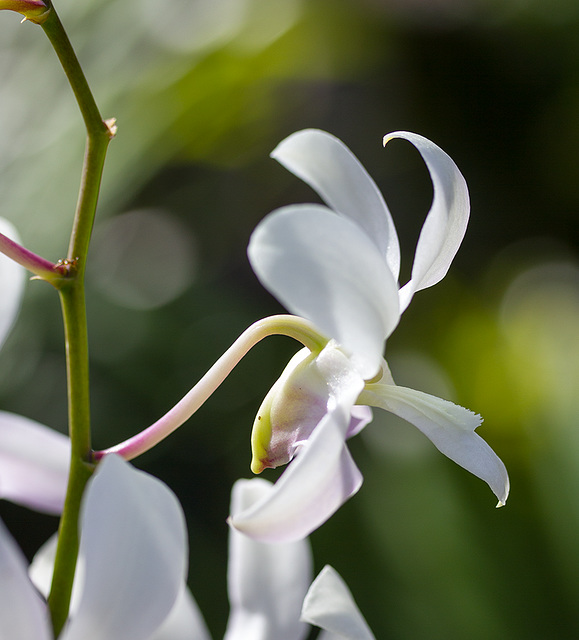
[0,412,70,514]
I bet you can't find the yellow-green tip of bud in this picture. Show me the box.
[250,402,274,474]
[0,0,50,24]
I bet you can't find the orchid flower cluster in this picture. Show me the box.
[0,1,508,638]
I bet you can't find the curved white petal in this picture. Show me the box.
[0,217,25,350]
[29,533,58,598]
[272,129,400,278]
[0,412,70,514]
[29,533,85,616]
[149,583,211,640]
[360,383,509,505]
[248,204,399,378]
[301,566,375,640]
[29,531,209,640]
[0,519,51,640]
[230,354,365,542]
[384,133,470,312]
[346,405,373,439]
[61,455,188,640]
[224,478,312,640]
[230,420,361,543]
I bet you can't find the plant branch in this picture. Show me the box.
[0,231,61,282]
[94,315,327,461]
[41,5,115,272]
[37,3,113,634]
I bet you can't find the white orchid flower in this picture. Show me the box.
[232,129,509,542]
[14,466,372,639]
[225,477,375,640]
[301,565,375,640]
[129,476,376,640]
[0,217,70,513]
[225,477,312,640]
[0,454,189,640]
[25,464,212,640]
[0,214,373,638]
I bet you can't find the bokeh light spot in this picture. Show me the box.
[89,209,197,310]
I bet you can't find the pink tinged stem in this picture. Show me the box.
[0,231,63,284]
[93,315,327,462]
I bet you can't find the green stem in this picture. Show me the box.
[41,5,115,271]
[67,131,112,269]
[41,5,105,136]
[47,283,94,636]
[38,4,113,635]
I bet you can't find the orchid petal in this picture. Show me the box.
[231,419,361,543]
[29,507,207,640]
[0,412,70,514]
[230,351,365,542]
[272,129,400,279]
[224,478,312,640]
[384,133,470,312]
[360,383,509,505]
[61,455,188,640]
[249,204,399,378]
[0,217,25,350]
[301,565,375,640]
[346,405,373,439]
[28,533,58,598]
[29,533,85,616]
[0,519,51,640]
[149,583,211,640]
[29,538,210,640]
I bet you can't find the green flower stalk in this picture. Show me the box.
[0,1,118,634]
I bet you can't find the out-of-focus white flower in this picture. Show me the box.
[232,129,509,542]
[225,477,375,640]
[0,454,188,640]
[301,565,375,640]
[0,217,70,513]
[225,477,312,640]
[0,217,24,349]
[22,472,373,640]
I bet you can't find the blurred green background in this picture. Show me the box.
[1,0,579,637]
